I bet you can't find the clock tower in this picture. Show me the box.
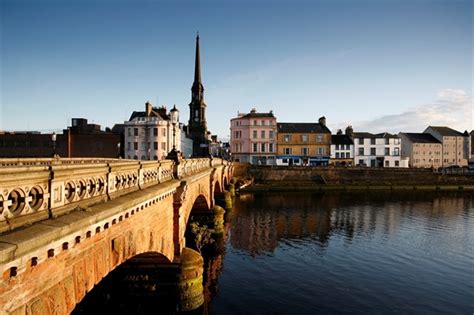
[188,33,209,156]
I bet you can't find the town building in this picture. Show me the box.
[330,126,354,166]
[230,109,277,165]
[423,126,470,167]
[276,117,331,166]
[180,124,194,158]
[352,132,405,167]
[399,133,442,168]
[0,118,121,158]
[471,130,474,162]
[188,34,210,157]
[123,101,181,160]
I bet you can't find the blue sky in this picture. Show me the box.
[1,0,472,138]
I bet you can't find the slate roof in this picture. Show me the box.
[353,132,399,139]
[400,133,441,144]
[426,126,464,137]
[240,112,275,119]
[128,109,169,121]
[277,123,331,134]
[332,135,354,145]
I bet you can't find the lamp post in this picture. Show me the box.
[166,105,180,161]
[51,132,57,157]
[117,142,121,159]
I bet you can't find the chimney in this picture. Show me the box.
[145,101,153,117]
[345,125,354,139]
[250,108,257,114]
[157,106,168,118]
[337,129,343,135]
[318,116,326,126]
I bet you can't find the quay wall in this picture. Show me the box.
[245,165,474,190]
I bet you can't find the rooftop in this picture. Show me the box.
[400,133,441,144]
[426,126,464,137]
[277,123,331,134]
[332,134,354,145]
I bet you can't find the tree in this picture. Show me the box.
[189,222,215,254]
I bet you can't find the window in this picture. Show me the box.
[128,128,132,137]
[302,134,308,142]
[261,120,265,126]
[153,128,158,136]
[359,159,365,165]
[253,130,257,139]
[261,130,265,139]
[316,134,323,143]
[154,142,158,150]
[261,143,265,152]
[269,143,274,152]
[134,128,138,136]
[269,130,274,139]
[395,161,399,167]
[394,138,400,145]
[141,142,146,150]
[335,144,339,150]
[253,120,257,126]
[284,148,292,155]
[282,158,288,163]
[394,148,400,156]
[336,152,340,158]
[162,129,166,137]
[371,138,376,145]
[317,147,325,156]
[358,148,364,155]
[253,143,258,152]
[302,147,309,155]
[385,138,390,144]
[385,148,390,156]
[134,142,138,150]
[345,152,350,158]
[133,155,138,160]
[284,135,291,142]
[370,148,376,155]
[127,142,131,150]
[161,142,166,150]
[385,161,389,167]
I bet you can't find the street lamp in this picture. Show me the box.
[170,105,179,151]
[51,132,57,157]
[117,142,121,159]
[166,105,180,162]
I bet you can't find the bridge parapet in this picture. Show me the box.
[0,158,229,234]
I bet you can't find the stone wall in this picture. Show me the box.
[248,166,474,187]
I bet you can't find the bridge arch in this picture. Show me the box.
[73,251,175,314]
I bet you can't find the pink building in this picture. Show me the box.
[230,109,277,165]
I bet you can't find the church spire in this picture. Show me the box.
[194,32,202,85]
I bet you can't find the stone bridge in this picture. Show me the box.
[0,157,233,314]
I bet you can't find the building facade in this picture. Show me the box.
[230,109,277,165]
[124,101,181,160]
[330,126,354,166]
[424,126,470,167]
[353,132,405,167]
[188,34,209,157]
[0,118,121,158]
[276,117,331,166]
[399,133,442,168]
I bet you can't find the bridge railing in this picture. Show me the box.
[0,157,222,234]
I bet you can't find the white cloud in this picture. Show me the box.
[340,89,473,134]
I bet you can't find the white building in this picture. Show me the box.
[353,132,407,167]
[330,127,354,166]
[124,101,181,160]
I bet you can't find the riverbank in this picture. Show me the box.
[233,163,474,192]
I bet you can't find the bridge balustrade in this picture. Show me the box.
[0,158,218,234]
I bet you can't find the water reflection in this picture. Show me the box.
[230,191,474,256]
